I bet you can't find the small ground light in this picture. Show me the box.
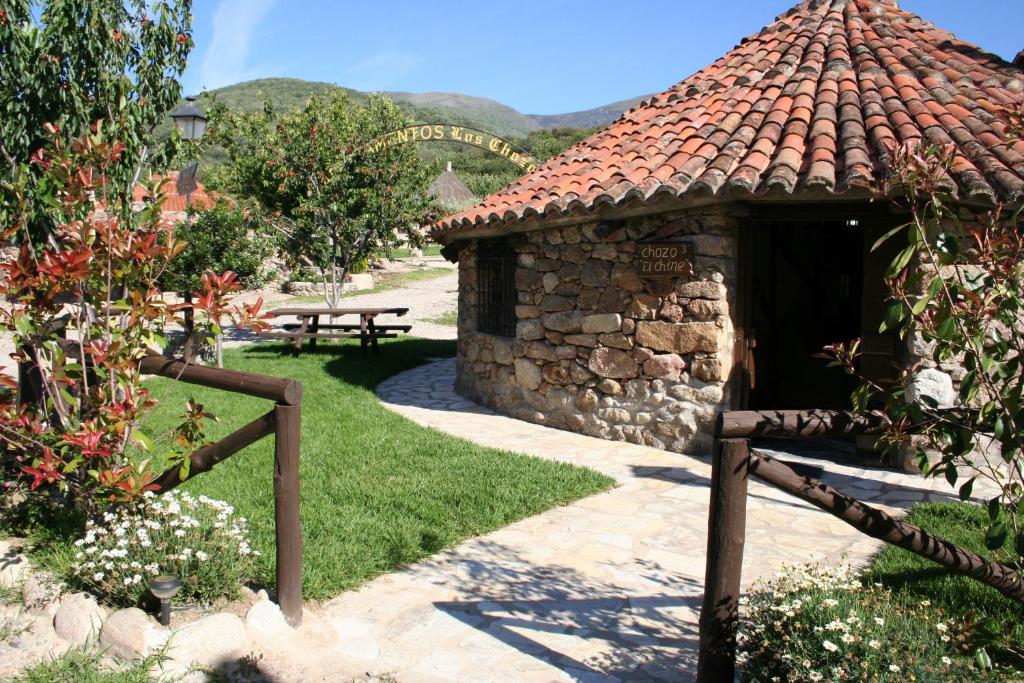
[149,574,182,627]
[845,218,860,228]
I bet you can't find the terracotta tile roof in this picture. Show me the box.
[434,0,1024,237]
[132,172,215,213]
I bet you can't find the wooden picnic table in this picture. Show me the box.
[262,307,410,353]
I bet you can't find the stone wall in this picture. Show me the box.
[454,208,737,454]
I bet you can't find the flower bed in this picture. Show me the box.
[71,490,256,608]
[738,563,1005,681]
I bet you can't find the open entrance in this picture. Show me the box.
[738,214,902,412]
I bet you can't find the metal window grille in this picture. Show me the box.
[476,239,517,337]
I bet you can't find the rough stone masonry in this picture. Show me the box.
[455,208,737,454]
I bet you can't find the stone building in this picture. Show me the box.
[432,0,1024,455]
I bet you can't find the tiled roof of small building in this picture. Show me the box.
[132,172,215,213]
[434,0,1024,237]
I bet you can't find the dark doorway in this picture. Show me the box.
[747,221,864,410]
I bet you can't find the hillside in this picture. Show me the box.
[198,78,641,138]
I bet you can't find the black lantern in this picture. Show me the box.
[169,96,207,141]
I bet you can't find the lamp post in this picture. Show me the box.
[149,574,182,627]
[168,97,209,363]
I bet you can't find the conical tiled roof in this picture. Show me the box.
[435,0,1024,237]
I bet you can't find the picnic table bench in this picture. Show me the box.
[261,307,410,353]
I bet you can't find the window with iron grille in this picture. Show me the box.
[476,238,517,337]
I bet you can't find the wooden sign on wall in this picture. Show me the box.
[637,241,695,278]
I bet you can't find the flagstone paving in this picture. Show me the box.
[245,358,965,683]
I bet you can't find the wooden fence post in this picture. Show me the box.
[697,438,750,682]
[273,402,303,626]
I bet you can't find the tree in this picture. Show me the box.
[826,105,1024,573]
[206,92,439,306]
[0,124,268,516]
[0,0,194,245]
[161,200,276,295]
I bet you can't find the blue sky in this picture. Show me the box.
[182,1,1023,115]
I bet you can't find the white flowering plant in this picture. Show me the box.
[70,489,257,607]
[737,563,1003,682]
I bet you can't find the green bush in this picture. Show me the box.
[70,490,256,607]
[161,200,276,294]
[738,563,1002,682]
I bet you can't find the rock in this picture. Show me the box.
[540,294,574,312]
[100,608,169,661]
[53,593,106,646]
[564,333,598,348]
[633,347,656,363]
[678,280,725,300]
[692,356,729,382]
[597,379,623,395]
[0,544,28,589]
[611,264,644,293]
[534,258,560,272]
[542,310,584,334]
[636,321,720,354]
[687,299,726,320]
[161,613,250,679]
[546,229,564,245]
[626,294,661,320]
[22,574,60,613]
[563,225,583,244]
[659,303,684,322]
[583,313,622,334]
[516,319,545,341]
[542,272,559,293]
[599,332,634,350]
[905,368,956,409]
[580,260,612,287]
[592,243,618,260]
[515,304,541,319]
[525,341,559,362]
[245,600,291,640]
[644,354,686,380]
[543,364,571,385]
[578,286,601,310]
[596,287,628,313]
[492,339,514,365]
[514,358,543,390]
[518,253,535,268]
[588,348,639,379]
[570,362,596,384]
[515,269,542,290]
[621,318,636,335]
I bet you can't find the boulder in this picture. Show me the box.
[161,613,249,679]
[599,333,634,350]
[626,294,661,320]
[610,263,644,293]
[580,259,612,287]
[543,364,571,385]
[644,354,686,380]
[687,299,726,321]
[692,356,729,383]
[678,280,725,300]
[100,608,169,661]
[583,313,622,334]
[563,333,598,348]
[516,319,545,341]
[245,600,291,640]
[540,294,574,312]
[53,593,106,646]
[514,358,543,390]
[636,321,720,354]
[541,310,584,334]
[905,368,956,409]
[0,542,28,589]
[597,379,623,395]
[492,338,514,365]
[588,348,639,380]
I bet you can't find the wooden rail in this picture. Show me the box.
[140,352,305,626]
[696,410,1024,682]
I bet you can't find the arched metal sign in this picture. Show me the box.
[367,123,541,173]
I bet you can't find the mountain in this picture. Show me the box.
[199,78,644,138]
[528,95,650,129]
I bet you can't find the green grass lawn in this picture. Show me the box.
[288,267,452,306]
[128,338,611,601]
[425,309,458,327]
[867,502,1024,668]
[388,244,443,259]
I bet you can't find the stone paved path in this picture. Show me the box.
[247,358,964,683]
